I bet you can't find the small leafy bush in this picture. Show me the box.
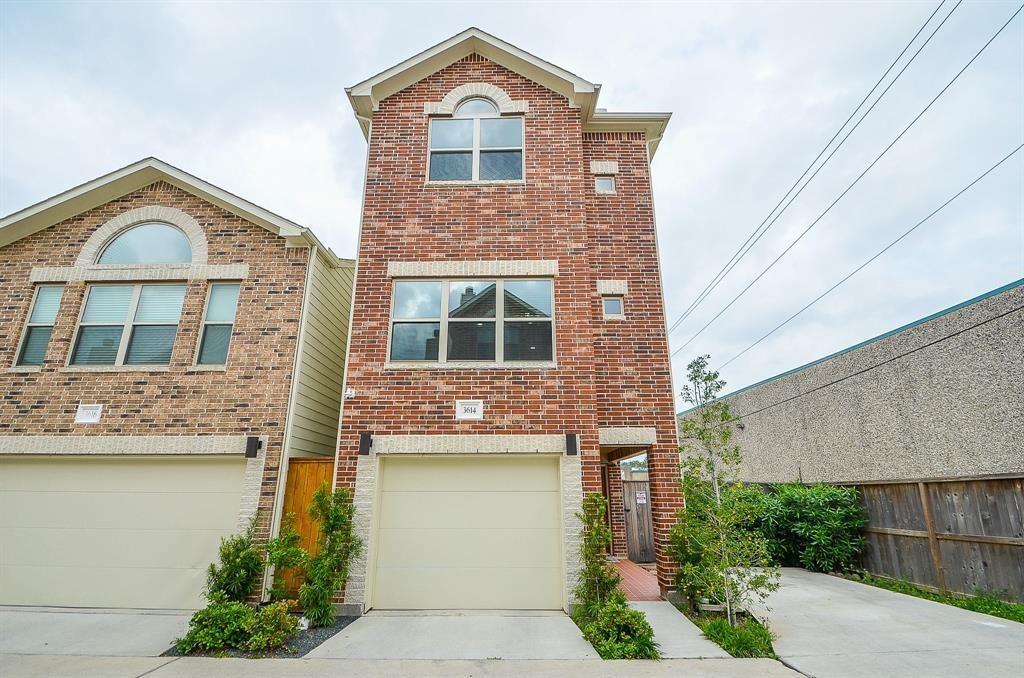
[265,513,305,601]
[693,614,776,658]
[176,592,255,654]
[298,484,361,627]
[581,591,659,660]
[241,601,300,652]
[206,518,265,602]
[755,483,867,573]
[571,493,622,624]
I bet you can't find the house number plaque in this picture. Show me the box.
[455,400,484,420]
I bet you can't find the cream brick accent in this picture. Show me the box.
[0,435,249,455]
[237,446,267,531]
[75,205,208,267]
[383,360,557,371]
[560,453,584,607]
[597,280,628,296]
[372,434,567,454]
[590,160,619,175]
[599,427,657,446]
[30,263,248,283]
[387,260,558,278]
[345,454,378,611]
[424,82,528,115]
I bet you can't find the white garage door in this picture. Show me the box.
[0,456,246,610]
[372,455,563,610]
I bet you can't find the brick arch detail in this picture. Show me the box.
[424,82,529,116]
[75,205,208,266]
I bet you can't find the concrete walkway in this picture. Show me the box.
[305,610,599,659]
[628,601,729,658]
[0,655,802,677]
[0,606,186,657]
[752,568,1024,678]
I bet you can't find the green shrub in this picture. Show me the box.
[571,493,622,625]
[206,518,265,602]
[298,484,361,627]
[756,483,867,573]
[693,614,776,658]
[265,513,305,602]
[176,592,255,654]
[241,601,300,652]
[581,591,660,660]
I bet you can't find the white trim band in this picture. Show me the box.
[599,427,657,446]
[0,435,250,456]
[597,280,628,296]
[590,160,619,175]
[30,263,249,283]
[387,260,559,278]
[370,434,567,455]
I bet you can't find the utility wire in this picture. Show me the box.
[671,3,1024,358]
[718,143,1023,370]
[668,0,953,335]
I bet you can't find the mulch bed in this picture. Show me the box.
[162,615,359,659]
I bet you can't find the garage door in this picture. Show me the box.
[0,456,246,609]
[372,455,563,610]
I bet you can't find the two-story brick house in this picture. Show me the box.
[335,28,682,613]
[0,158,353,610]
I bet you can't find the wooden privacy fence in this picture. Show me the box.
[856,477,1023,600]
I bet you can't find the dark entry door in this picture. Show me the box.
[623,480,655,563]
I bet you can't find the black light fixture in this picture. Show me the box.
[245,436,262,458]
[359,432,374,455]
[565,433,579,456]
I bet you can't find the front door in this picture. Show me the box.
[623,480,655,563]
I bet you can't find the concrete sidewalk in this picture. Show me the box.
[752,568,1024,678]
[0,655,802,677]
[0,606,187,657]
[628,601,728,658]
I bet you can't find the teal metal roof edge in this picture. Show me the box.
[676,277,1024,416]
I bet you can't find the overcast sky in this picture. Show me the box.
[2,1,1021,407]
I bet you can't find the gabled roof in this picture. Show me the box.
[346,27,671,157]
[0,157,349,266]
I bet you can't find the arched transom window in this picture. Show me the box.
[428,96,524,183]
[97,222,193,264]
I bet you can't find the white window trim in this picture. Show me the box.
[602,295,626,320]
[68,282,185,368]
[14,284,64,367]
[426,102,525,185]
[595,176,616,194]
[387,278,556,367]
[193,282,240,368]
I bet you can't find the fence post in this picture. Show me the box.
[917,481,948,592]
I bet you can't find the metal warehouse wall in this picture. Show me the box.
[705,280,1023,484]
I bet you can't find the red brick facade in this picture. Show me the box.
[0,181,308,543]
[338,55,681,593]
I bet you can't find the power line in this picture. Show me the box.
[718,142,1023,370]
[671,3,1024,358]
[667,0,954,335]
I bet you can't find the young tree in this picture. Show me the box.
[670,355,777,626]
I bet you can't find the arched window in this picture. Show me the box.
[429,96,523,183]
[97,222,192,264]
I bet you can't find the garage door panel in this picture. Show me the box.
[377,527,561,569]
[0,564,206,610]
[379,490,560,530]
[0,457,245,493]
[372,566,563,610]
[2,527,227,570]
[380,456,559,492]
[0,491,242,530]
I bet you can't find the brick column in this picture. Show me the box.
[648,443,683,596]
[606,465,628,557]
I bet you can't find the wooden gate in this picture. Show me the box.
[623,480,655,563]
[277,457,334,596]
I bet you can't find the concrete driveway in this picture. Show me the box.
[0,606,188,657]
[306,609,599,659]
[753,568,1024,678]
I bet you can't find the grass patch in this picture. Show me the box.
[674,604,777,658]
[847,573,1024,624]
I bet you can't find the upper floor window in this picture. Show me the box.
[16,285,64,366]
[390,278,553,364]
[70,284,186,366]
[428,98,524,183]
[197,283,240,365]
[97,222,192,264]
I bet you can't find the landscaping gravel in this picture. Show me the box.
[162,615,359,659]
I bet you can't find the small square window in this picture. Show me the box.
[595,176,616,194]
[602,296,624,318]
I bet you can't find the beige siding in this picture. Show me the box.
[287,250,354,457]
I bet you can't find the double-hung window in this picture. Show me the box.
[197,283,240,365]
[389,278,553,364]
[428,98,524,182]
[16,285,64,366]
[71,284,186,366]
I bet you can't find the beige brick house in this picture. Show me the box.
[0,158,353,609]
